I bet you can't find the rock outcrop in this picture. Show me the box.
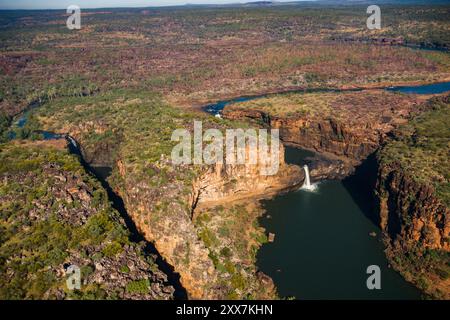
[375,161,450,299]
[376,161,449,251]
[192,143,303,207]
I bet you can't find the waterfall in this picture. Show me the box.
[67,136,78,148]
[301,164,317,191]
[303,165,311,188]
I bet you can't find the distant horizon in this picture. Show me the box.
[0,0,313,11]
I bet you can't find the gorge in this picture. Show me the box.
[207,82,450,299]
[1,2,450,303]
[10,81,450,300]
[257,146,421,299]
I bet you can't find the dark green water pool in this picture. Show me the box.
[256,147,422,300]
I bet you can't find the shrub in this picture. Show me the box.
[126,279,150,294]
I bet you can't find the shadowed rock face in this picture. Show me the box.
[374,96,450,299]
[375,161,450,299]
[117,158,221,299]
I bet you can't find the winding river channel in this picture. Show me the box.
[204,81,450,300]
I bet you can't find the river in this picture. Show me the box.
[204,81,450,116]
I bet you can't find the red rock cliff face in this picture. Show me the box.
[224,108,386,165]
[375,161,450,298]
[192,143,303,207]
[222,91,423,172]
[114,145,302,299]
[273,116,379,163]
[115,158,220,299]
[376,162,449,251]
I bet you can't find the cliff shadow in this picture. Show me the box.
[342,152,380,227]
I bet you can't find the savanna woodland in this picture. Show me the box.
[0,0,449,301]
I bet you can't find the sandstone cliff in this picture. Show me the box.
[192,143,303,207]
[222,90,423,176]
[376,162,449,252]
[114,145,302,299]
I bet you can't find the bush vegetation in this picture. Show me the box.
[0,143,156,299]
[379,95,450,207]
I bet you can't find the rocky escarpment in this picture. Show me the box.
[116,155,221,299]
[376,162,449,251]
[0,141,174,300]
[222,90,423,178]
[223,108,378,165]
[114,145,303,299]
[191,143,303,207]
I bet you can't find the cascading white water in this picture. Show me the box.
[303,165,311,188]
[67,136,78,148]
[301,164,317,191]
